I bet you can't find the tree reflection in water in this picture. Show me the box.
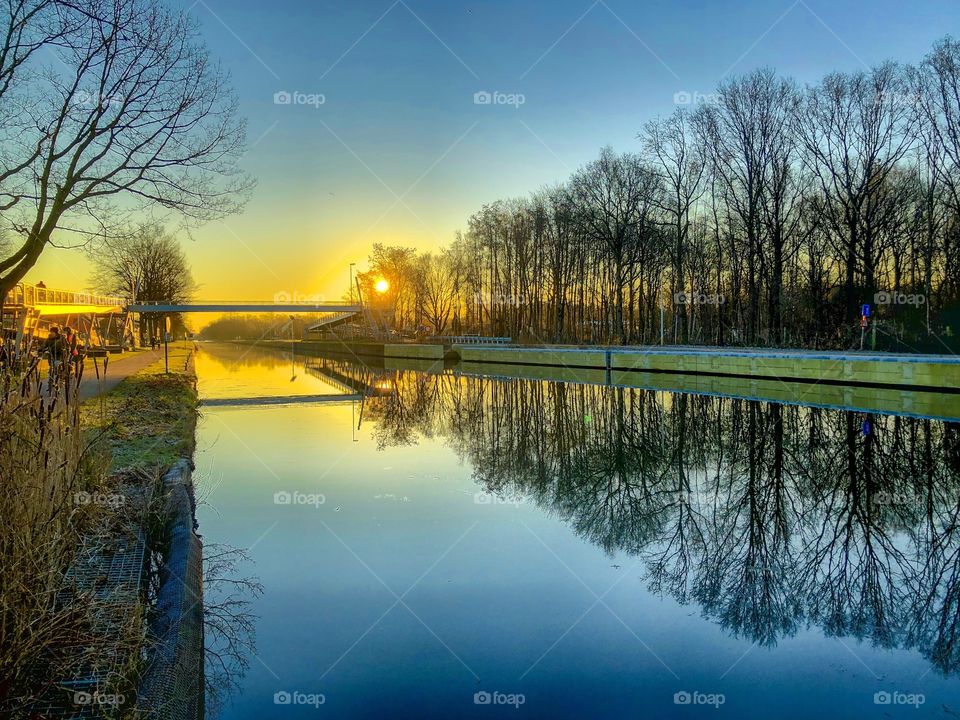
[360,367,960,677]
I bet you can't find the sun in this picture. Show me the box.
[374,278,390,294]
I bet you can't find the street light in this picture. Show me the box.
[349,263,356,303]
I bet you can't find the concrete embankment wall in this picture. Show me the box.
[138,459,204,720]
[452,345,960,419]
[454,345,960,391]
[610,349,960,389]
[455,346,608,369]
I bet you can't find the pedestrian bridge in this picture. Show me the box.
[129,301,361,313]
[4,282,126,315]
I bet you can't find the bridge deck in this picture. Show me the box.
[130,302,361,313]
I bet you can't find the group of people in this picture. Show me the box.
[42,325,83,390]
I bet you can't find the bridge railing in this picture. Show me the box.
[131,300,361,306]
[432,335,513,345]
[4,282,126,309]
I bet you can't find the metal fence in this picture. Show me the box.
[138,459,204,720]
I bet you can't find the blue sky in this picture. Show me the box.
[30,0,960,302]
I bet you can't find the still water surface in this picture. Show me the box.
[193,342,960,719]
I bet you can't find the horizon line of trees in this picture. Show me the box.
[363,36,960,351]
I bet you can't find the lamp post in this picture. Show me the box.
[349,263,356,304]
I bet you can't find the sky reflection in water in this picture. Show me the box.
[194,343,960,719]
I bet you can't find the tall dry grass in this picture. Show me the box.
[0,354,136,714]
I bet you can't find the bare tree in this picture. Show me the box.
[641,108,705,342]
[569,147,659,343]
[917,36,960,215]
[797,63,916,325]
[91,221,194,303]
[416,249,461,335]
[0,0,251,298]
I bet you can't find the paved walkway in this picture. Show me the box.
[77,348,162,401]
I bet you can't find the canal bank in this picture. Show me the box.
[453,344,960,391]
[74,342,204,720]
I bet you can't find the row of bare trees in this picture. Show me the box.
[0,0,250,301]
[371,37,960,350]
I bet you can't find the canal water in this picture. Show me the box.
[194,342,960,719]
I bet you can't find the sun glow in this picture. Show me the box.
[375,279,389,293]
